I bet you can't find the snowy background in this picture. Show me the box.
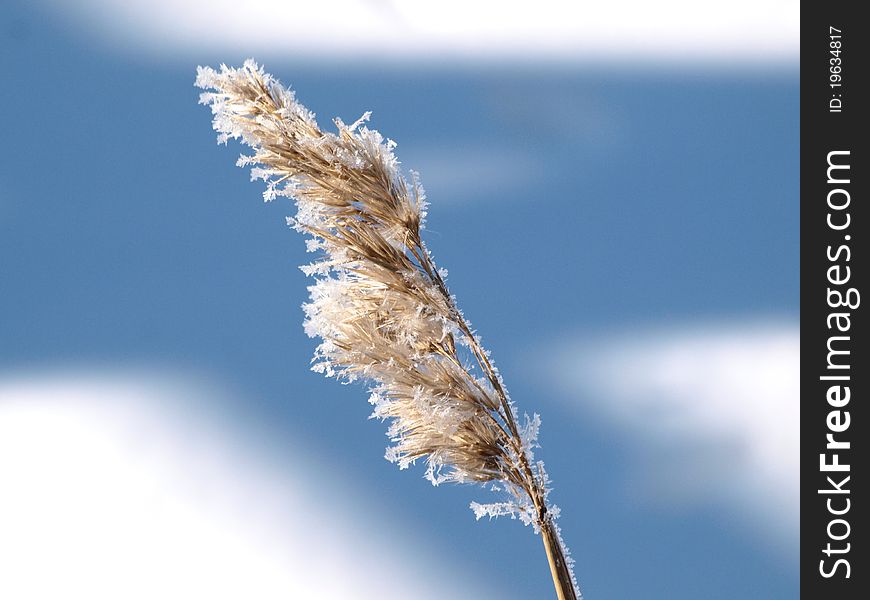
[1,1,798,598]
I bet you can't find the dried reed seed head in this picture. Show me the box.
[196,59,559,525]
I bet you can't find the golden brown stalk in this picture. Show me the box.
[543,518,579,600]
[196,60,580,599]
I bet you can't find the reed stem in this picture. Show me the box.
[542,518,578,600]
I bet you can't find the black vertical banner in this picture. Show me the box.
[802,4,867,598]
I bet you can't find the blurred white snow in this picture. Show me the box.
[36,0,798,66]
[0,371,492,600]
[545,319,799,557]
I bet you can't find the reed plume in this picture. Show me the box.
[195,60,579,599]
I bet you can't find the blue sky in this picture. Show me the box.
[1,1,798,598]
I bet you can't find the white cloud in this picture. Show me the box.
[37,0,798,65]
[0,371,492,600]
[545,319,799,555]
